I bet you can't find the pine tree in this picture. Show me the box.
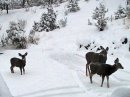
[92,3,108,20]
[67,0,80,12]
[28,29,39,44]
[92,3,108,31]
[39,5,59,32]
[6,20,27,49]
[32,21,41,32]
[115,5,126,19]
[92,7,99,19]
[96,18,107,31]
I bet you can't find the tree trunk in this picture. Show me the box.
[129,43,130,51]
[22,0,26,7]
[6,4,8,14]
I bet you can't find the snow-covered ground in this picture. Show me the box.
[0,0,130,97]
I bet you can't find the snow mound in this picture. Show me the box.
[111,87,130,97]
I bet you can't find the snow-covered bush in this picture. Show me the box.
[63,6,69,16]
[95,18,107,31]
[58,17,67,27]
[39,0,49,9]
[39,6,59,32]
[67,0,80,13]
[32,21,41,32]
[92,7,99,19]
[92,3,108,31]
[6,20,28,49]
[28,30,40,44]
[54,1,60,7]
[0,34,8,47]
[92,3,108,20]
[64,9,69,15]
[114,5,126,20]
[88,19,92,25]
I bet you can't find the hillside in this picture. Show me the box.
[0,0,130,97]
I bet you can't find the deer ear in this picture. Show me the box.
[100,46,104,50]
[25,52,28,56]
[106,47,109,51]
[18,53,22,56]
[115,58,119,63]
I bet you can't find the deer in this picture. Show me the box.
[10,52,28,75]
[89,58,124,88]
[85,46,109,76]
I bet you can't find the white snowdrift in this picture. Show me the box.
[111,87,130,97]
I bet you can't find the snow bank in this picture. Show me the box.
[110,87,130,97]
[0,73,12,97]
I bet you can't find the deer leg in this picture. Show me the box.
[90,73,93,84]
[106,76,109,88]
[88,65,91,76]
[10,66,14,73]
[86,63,88,76]
[20,67,22,75]
[101,76,105,87]
[86,62,90,76]
[23,67,25,74]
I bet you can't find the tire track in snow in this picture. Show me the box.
[74,53,130,83]
[111,72,130,82]
[50,52,93,91]
[14,51,85,97]
[112,75,130,82]
[121,70,130,74]
[50,52,130,97]
[36,91,85,97]
[50,52,86,72]
[16,86,82,97]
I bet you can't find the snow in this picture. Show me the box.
[0,73,12,97]
[0,0,130,97]
[111,87,130,97]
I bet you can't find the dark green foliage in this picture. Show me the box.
[40,6,57,31]
[92,3,108,31]
[39,6,59,32]
[67,0,80,12]
[28,30,39,44]
[115,5,126,20]
[6,20,28,49]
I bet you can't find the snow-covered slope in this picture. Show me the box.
[0,0,130,97]
[0,73,12,97]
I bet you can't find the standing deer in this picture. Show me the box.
[10,52,28,75]
[86,46,109,76]
[89,58,124,88]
